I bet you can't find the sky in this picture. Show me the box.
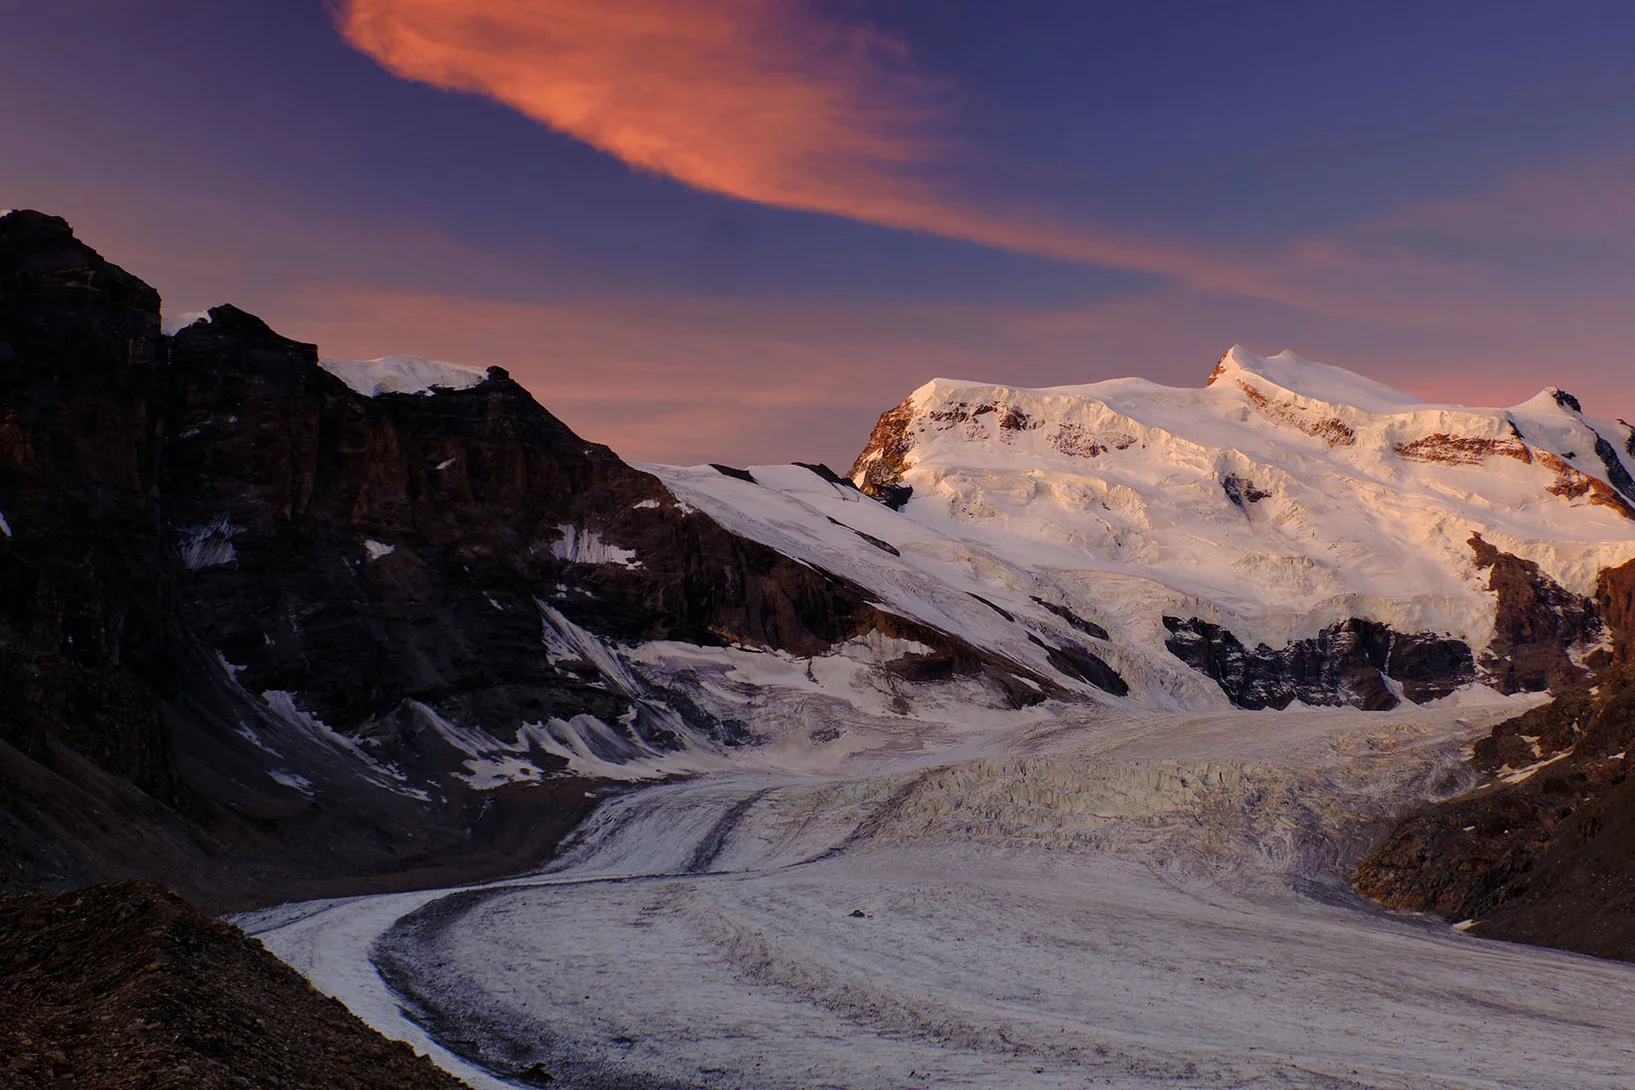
[5,1,1635,467]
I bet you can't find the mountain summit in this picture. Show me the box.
[660,345,1635,715]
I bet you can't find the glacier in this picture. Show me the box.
[239,695,1635,1090]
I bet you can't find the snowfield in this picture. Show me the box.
[242,695,1635,1090]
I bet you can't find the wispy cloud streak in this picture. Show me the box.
[332,0,1218,280]
[334,0,1531,314]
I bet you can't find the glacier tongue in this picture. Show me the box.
[245,697,1635,1090]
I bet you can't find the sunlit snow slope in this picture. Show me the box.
[648,348,1635,718]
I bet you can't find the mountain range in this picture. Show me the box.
[3,207,1635,964]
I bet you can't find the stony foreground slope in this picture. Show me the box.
[0,880,465,1089]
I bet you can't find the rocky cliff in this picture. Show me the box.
[1355,557,1635,960]
[0,211,1012,908]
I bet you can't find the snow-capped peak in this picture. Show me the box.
[812,347,1635,693]
[318,355,489,398]
[1208,345,1431,415]
[161,310,212,336]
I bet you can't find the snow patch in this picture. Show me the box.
[407,700,615,789]
[234,724,282,756]
[319,355,487,398]
[0,510,10,538]
[551,526,639,568]
[363,539,395,561]
[261,690,428,800]
[267,769,314,795]
[1498,749,1572,785]
[161,310,211,335]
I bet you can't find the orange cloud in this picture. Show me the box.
[331,0,1223,281]
[337,2,945,220]
[337,0,1527,316]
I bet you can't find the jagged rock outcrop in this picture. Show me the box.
[1355,555,1635,961]
[1599,549,1635,667]
[159,302,899,736]
[846,395,914,508]
[1162,617,1474,711]
[0,211,177,800]
[1469,533,1603,692]
[1163,533,1617,711]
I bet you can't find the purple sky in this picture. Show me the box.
[7,2,1635,467]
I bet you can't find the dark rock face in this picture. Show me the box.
[1355,663,1635,961]
[1041,641,1128,697]
[826,516,900,556]
[793,462,859,490]
[709,463,756,483]
[1162,616,1475,711]
[1029,596,1109,641]
[1598,549,1635,665]
[1593,431,1635,502]
[1354,556,1635,962]
[0,211,1024,907]
[0,211,177,799]
[158,303,896,736]
[1468,533,1602,692]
